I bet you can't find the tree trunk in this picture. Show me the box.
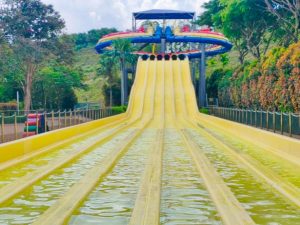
[120,57,125,106]
[24,63,36,112]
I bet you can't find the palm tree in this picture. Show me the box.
[98,51,118,107]
[112,39,137,105]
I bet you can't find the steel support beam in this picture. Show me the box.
[121,61,125,106]
[161,38,166,54]
[198,43,206,108]
[124,68,128,105]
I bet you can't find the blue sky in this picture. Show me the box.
[41,0,209,33]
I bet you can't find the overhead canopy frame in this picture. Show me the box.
[132,9,195,30]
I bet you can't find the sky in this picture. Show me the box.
[41,0,209,34]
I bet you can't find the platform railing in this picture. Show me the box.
[207,107,300,139]
[0,108,116,144]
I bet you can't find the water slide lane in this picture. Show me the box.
[177,59,300,224]
[0,57,299,225]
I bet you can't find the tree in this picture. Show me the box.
[195,0,249,64]
[87,28,117,44]
[32,64,83,110]
[0,0,65,111]
[73,28,118,49]
[195,0,224,27]
[220,0,276,60]
[112,39,136,105]
[98,51,119,107]
[74,33,88,49]
[265,0,300,43]
[0,43,23,102]
[196,0,278,62]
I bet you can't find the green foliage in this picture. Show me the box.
[111,105,127,114]
[102,80,121,106]
[32,64,83,110]
[0,0,64,41]
[73,28,118,50]
[98,51,120,107]
[199,108,209,114]
[265,0,300,44]
[195,0,223,27]
[215,42,300,112]
[198,0,299,111]
[0,0,65,111]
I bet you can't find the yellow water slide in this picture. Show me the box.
[0,58,300,225]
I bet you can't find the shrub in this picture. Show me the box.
[111,105,127,115]
[199,108,209,114]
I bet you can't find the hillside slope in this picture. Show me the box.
[74,46,105,105]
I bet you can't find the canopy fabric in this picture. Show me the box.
[133,9,195,20]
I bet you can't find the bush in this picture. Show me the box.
[199,108,209,114]
[111,105,127,115]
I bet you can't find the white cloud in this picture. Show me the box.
[41,0,209,33]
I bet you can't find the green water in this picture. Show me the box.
[189,128,300,225]
[0,125,299,225]
[203,125,300,188]
[0,129,133,225]
[0,125,121,188]
[160,129,222,225]
[69,129,156,225]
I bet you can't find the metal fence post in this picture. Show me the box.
[289,112,292,137]
[280,112,283,135]
[235,109,237,121]
[26,113,29,137]
[74,110,77,125]
[1,113,4,143]
[239,109,242,123]
[260,110,263,129]
[78,110,81,124]
[255,109,257,127]
[58,110,61,129]
[246,110,248,124]
[70,110,72,126]
[273,111,276,133]
[64,110,67,127]
[51,111,54,130]
[266,110,269,130]
[228,108,230,120]
[75,110,80,124]
[242,109,244,123]
[36,111,39,134]
[14,113,17,140]
[44,111,47,132]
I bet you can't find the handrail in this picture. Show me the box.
[206,106,300,139]
[0,108,120,144]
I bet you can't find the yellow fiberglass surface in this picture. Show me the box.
[0,57,299,225]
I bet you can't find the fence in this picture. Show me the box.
[0,108,116,144]
[208,107,300,139]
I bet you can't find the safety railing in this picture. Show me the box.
[207,107,300,139]
[0,108,115,144]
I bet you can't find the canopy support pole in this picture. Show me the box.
[161,38,166,54]
[198,43,206,108]
[124,68,128,105]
